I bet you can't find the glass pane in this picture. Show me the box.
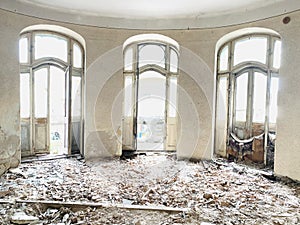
[270,77,279,123]
[34,68,48,118]
[138,71,166,117]
[35,34,68,61]
[219,45,228,71]
[124,76,133,117]
[253,72,267,123]
[215,75,228,153]
[50,66,65,119]
[19,37,28,63]
[170,49,178,73]
[20,73,30,118]
[273,40,281,69]
[234,37,267,66]
[124,47,133,71]
[73,43,82,68]
[216,76,228,121]
[168,77,177,117]
[235,73,248,122]
[139,44,166,68]
[72,76,81,118]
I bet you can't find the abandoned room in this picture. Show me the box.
[0,0,299,224]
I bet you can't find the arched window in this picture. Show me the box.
[215,31,281,166]
[19,27,85,156]
[122,34,179,152]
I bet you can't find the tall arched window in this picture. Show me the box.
[19,27,84,156]
[122,34,179,152]
[215,31,281,166]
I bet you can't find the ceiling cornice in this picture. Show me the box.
[1,0,300,29]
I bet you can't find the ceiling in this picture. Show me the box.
[1,0,300,29]
[17,0,285,19]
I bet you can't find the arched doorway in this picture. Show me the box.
[19,27,85,156]
[122,34,179,152]
[215,29,281,166]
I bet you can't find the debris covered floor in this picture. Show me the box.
[0,154,299,224]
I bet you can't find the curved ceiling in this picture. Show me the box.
[1,0,300,29]
[12,0,289,19]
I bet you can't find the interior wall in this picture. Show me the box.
[0,9,299,181]
[0,11,21,175]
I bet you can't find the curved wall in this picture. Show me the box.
[0,8,299,181]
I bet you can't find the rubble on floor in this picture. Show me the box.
[0,153,299,224]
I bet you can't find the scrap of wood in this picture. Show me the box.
[0,199,187,213]
[0,200,13,204]
[21,154,82,163]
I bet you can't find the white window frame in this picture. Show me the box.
[122,37,179,151]
[20,30,85,156]
[215,33,281,164]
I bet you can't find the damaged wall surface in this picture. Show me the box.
[0,8,299,181]
[0,13,22,175]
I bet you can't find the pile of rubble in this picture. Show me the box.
[0,203,189,225]
[0,153,299,224]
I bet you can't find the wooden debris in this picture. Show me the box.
[2,199,188,213]
[0,155,299,224]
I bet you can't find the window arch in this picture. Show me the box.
[122,34,179,152]
[215,30,281,166]
[19,26,85,156]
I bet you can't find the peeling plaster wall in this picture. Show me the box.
[0,12,22,175]
[0,9,299,181]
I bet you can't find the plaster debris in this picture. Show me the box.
[0,154,299,224]
[11,211,39,224]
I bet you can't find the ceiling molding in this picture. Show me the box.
[1,0,300,29]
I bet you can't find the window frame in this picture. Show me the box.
[19,30,85,156]
[215,32,281,163]
[122,37,180,151]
